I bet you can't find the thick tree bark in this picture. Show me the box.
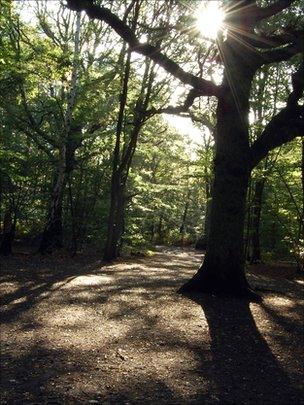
[179,43,257,296]
[180,147,252,295]
[180,162,251,295]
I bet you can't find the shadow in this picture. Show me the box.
[1,344,80,404]
[186,293,303,404]
[1,339,188,404]
[0,247,201,324]
[0,255,104,323]
[2,247,302,404]
[259,301,303,344]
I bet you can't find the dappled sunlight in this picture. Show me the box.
[64,274,114,287]
[1,248,303,403]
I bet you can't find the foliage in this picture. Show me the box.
[0,0,302,265]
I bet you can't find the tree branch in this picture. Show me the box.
[250,63,304,168]
[145,89,201,117]
[252,0,296,21]
[66,0,219,97]
[257,37,303,66]
[243,29,304,49]
[189,112,215,135]
[19,85,58,147]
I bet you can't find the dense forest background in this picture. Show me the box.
[0,0,303,266]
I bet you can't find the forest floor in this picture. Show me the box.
[1,247,303,404]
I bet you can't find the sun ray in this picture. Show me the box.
[196,1,225,40]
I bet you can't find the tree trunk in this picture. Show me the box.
[157,216,164,244]
[39,145,67,254]
[103,113,142,261]
[39,12,81,255]
[196,181,212,250]
[103,171,125,261]
[180,189,190,244]
[0,208,15,256]
[181,158,251,295]
[179,50,257,297]
[300,138,304,240]
[249,179,265,263]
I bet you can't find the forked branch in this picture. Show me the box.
[66,0,220,97]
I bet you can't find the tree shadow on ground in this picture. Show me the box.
[0,254,104,323]
[1,340,189,404]
[0,247,202,324]
[186,293,304,404]
[1,248,303,404]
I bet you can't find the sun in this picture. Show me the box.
[196,1,225,40]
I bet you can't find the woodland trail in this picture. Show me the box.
[1,247,303,404]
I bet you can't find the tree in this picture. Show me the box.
[126,117,204,250]
[1,2,119,253]
[66,0,303,297]
[103,0,184,261]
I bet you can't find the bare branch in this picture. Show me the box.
[19,86,58,147]
[145,89,202,117]
[66,0,219,97]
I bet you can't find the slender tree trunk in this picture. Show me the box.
[104,123,141,261]
[0,208,15,256]
[39,145,67,253]
[113,182,126,254]
[103,44,131,261]
[67,174,77,256]
[249,179,265,263]
[196,181,212,250]
[180,189,190,243]
[244,176,252,260]
[157,216,163,244]
[104,171,124,261]
[39,12,81,254]
[300,138,304,240]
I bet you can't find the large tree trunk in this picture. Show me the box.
[180,47,257,297]
[180,157,251,295]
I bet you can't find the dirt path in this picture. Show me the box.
[1,248,303,404]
